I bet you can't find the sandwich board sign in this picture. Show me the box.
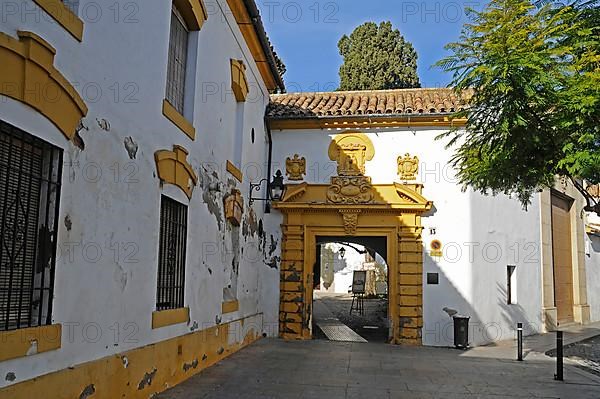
[352,271,367,294]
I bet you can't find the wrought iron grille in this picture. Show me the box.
[156,196,187,311]
[165,6,189,115]
[0,120,63,331]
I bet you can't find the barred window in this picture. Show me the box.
[165,6,189,115]
[0,121,62,331]
[62,0,79,14]
[156,196,187,311]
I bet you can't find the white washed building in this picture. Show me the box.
[267,90,600,347]
[0,1,599,397]
[0,0,284,397]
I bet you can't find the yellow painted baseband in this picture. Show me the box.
[32,0,84,41]
[222,300,239,314]
[1,314,263,399]
[152,308,190,329]
[162,99,196,140]
[0,324,62,362]
[226,160,243,182]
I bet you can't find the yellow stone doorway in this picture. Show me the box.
[273,183,432,345]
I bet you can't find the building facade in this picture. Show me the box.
[267,89,600,347]
[0,0,284,397]
[0,1,599,398]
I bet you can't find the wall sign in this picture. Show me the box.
[430,240,443,257]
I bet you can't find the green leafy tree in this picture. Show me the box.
[338,22,420,90]
[437,0,600,214]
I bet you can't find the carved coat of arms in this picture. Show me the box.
[286,154,306,181]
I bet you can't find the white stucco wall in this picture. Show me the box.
[271,126,544,346]
[0,0,280,388]
[586,212,600,322]
[316,243,370,294]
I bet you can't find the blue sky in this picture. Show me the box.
[259,1,485,92]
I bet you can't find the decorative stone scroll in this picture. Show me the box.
[328,133,375,177]
[286,154,306,181]
[326,133,375,204]
[340,210,361,235]
[327,176,374,204]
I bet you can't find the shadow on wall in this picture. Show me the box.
[590,235,600,252]
[423,251,484,347]
[423,252,541,347]
[587,235,600,322]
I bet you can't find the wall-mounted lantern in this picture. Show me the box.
[248,170,286,209]
[339,247,346,259]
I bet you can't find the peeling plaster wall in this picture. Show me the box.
[270,127,564,346]
[0,0,280,391]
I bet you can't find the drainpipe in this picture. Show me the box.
[264,114,273,214]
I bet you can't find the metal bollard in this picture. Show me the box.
[517,323,523,361]
[554,331,564,381]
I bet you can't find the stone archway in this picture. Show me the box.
[274,182,432,345]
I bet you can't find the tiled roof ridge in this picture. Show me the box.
[271,87,458,97]
[268,88,471,119]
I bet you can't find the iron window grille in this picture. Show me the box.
[156,196,187,311]
[165,5,189,115]
[0,120,63,331]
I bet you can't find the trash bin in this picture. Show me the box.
[453,315,470,349]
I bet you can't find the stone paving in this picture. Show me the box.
[158,338,600,398]
[547,335,600,377]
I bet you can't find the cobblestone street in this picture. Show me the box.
[158,338,600,399]
[547,335,600,377]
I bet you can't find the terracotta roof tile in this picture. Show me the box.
[268,88,470,120]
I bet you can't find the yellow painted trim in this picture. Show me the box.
[231,59,249,102]
[152,308,190,329]
[269,116,468,130]
[32,0,84,41]
[155,145,199,199]
[587,223,600,236]
[162,99,196,140]
[276,181,430,345]
[0,324,62,362]
[173,0,208,30]
[222,300,239,314]
[225,0,278,91]
[226,160,243,182]
[276,183,432,212]
[0,31,88,141]
[1,315,262,399]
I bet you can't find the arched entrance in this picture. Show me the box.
[274,182,432,345]
[274,132,432,345]
[313,236,390,342]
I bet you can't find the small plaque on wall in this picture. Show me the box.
[427,273,439,285]
[430,240,443,257]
